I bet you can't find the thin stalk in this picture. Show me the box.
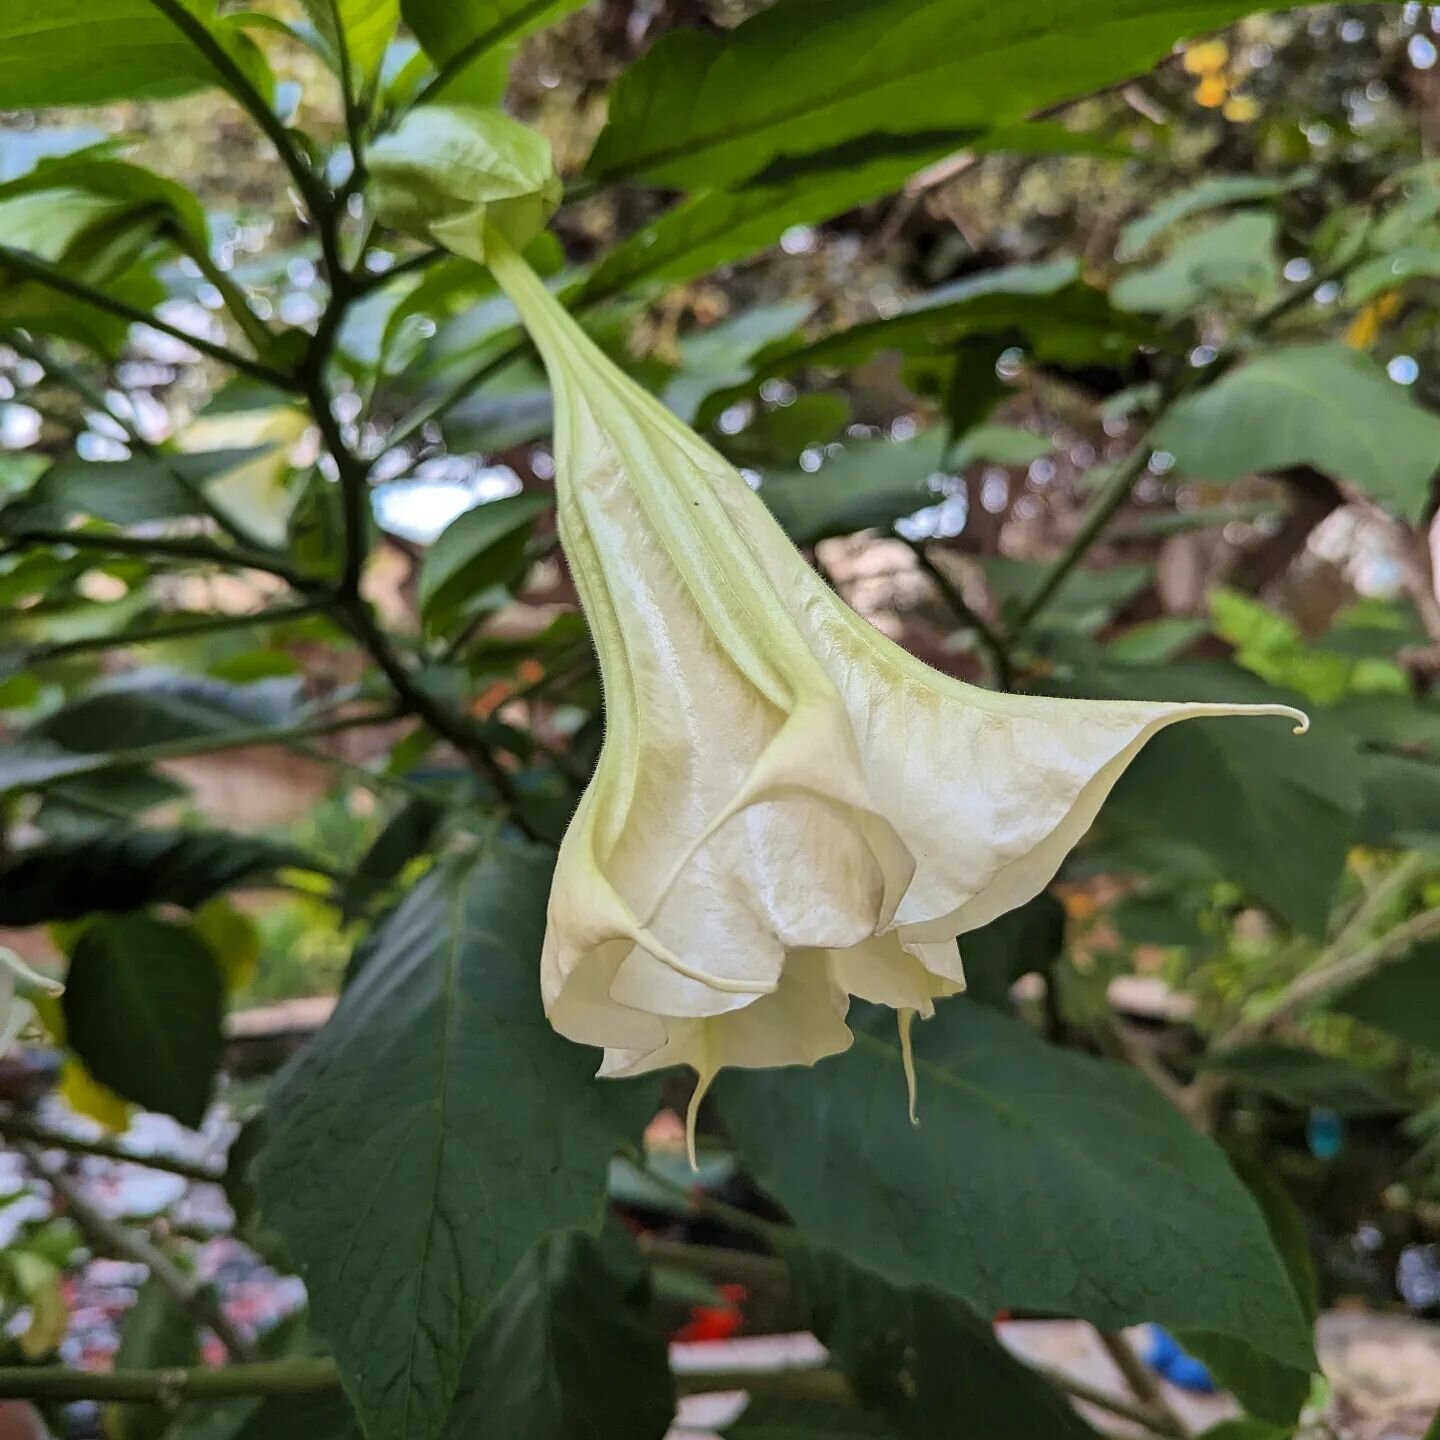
[20,1143,257,1362]
[902,537,1013,689]
[145,0,333,245]
[172,232,277,360]
[1034,1363,1188,1437]
[24,602,325,664]
[0,1113,220,1185]
[0,1358,337,1403]
[1097,1328,1188,1437]
[3,527,309,587]
[0,246,294,391]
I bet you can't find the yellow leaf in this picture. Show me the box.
[1194,75,1230,108]
[59,1056,131,1132]
[1183,39,1230,74]
[194,898,261,996]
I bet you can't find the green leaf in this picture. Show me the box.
[259,847,657,1440]
[0,2,218,107]
[339,797,448,923]
[300,0,400,84]
[401,0,588,101]
[63,914,225,1128]
[743,262,1152,400]
[1357,754,1440,851]
[721,1001,1314,1369]
[1113,212,1279,313]
[418,492,550,631]
[1075,663,1359,934]
[950,423,1051,468]
[785,1243,1101,1439]
[960,891,1065,1009]
[665,302,814,424]
[587,0,1279,189]
[440,1231,674,1440]
[0,739,110,795]
[1181,1159,1319,1428]
[1197,1044,1406,1115]
[723,1399,896,1439]
[31,671,303,752]
[2,449,270,529]
[762,431,948,546]
[1333,945,1440,1054]
[0,828,312,926]
[228,1393,362,1440]
[1118,171,1315,259]
[1153,345,1440,524]
[110,1277,201,1440]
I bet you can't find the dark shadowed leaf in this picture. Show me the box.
[721,1002,1313,1369]
[1197,1044,1407,1115]
[723,1399,896,1439]
[1357,754,1440,851]
[63,915,224,1128]
[259,846,657,1440]
[961,891,1066,1010]
[1074,664,1359,934]
[441,1231,674,1440]
[228,1392,362,1440]
[1333,945,1440,1054]
[0,828,313,926]
[784,1243,1101,1439]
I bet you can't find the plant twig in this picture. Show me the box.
[1097,1328,1188,1437]
[24,602,327,664]
[19,1143,257,1362]
[0,1113,221,1185]
[0,1358,337,1402]
[0,247,294,392]
[3,527,310,587]
[1034,1362,1188,1437]
[902,537,1013,689]
[170,231,277,360]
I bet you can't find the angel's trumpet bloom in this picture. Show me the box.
[484,231,1305,1158]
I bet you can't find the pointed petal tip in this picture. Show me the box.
[686,1065,717,1173]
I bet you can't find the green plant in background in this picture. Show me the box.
[1,2,1440,1438]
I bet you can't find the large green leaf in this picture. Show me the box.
[0,828,311,926]
[761,431,948,546]
[720,1001,1313,1369]
[587,0,1272,188]
[785,1243,1100,1439]
[1333,945,1440,1054]
[2,449,269,530]
[1181,1160,1319,1429]
[259,847,656,1440]
[1075,663,1360,934]
[228,1394,361,1440]
[441,1231,674,1440]
[0,2,217,106]
[63,914,225,1128]
[1118,171,1314,259]
[1153,345,1440,523]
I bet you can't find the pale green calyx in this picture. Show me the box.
[0,947,61,1057]
[482,228,1308,1164]
[368,106,561,263]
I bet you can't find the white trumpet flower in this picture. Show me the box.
[483,231,1306,1160]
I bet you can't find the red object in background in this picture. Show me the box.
[672,1283,748,1343]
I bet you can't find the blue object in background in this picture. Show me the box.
[1140,1325,1217,1393]
[1307,1106,1344,1159]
